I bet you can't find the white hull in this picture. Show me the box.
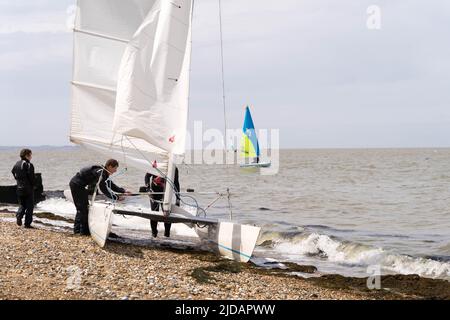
[86,203,260,262]
[171,206,260,262]
[88,203,114,247]
[195,222,260,263]
[240,162,271,168]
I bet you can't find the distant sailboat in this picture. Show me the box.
[240,106,271,168]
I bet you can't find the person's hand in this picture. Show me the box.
[125,190,133,195]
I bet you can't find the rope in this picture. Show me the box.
[104,167,129,207]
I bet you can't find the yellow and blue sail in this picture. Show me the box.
[241,106,260,159]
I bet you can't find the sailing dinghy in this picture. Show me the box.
[240,106,271,168]
[69,0,260,262]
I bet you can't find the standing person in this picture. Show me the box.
[69,159,129,236]
[11,149,35,228]
[145,167,180,238]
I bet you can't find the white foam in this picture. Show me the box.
[382,254,450,279]
[172,223,199,238]
[273,233,450,280]
[35,198,76,218]
[34,217,73,228]
[251,257,286,269]
[0,205,18,212]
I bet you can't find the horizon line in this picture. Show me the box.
[1,145,450,150]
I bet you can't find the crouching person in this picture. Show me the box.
[69,159,129,236]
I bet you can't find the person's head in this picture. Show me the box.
[105,159,119,175]
[153,176,166,187]
[20,149,32,161]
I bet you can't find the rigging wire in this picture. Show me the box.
[124,136,208,224]
[218,0,235,220]
[95,0,235,222]
[218,0,228,150]
[102,136,232,226]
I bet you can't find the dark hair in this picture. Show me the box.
[20,149,32,160]
[105,159,119,168]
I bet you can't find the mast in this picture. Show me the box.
[163,0,195,215]
[162,154,176,213]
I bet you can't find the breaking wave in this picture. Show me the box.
[259,231,450,280]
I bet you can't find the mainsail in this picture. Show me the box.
[241,106,260,161]
[70,0,193,174]
[70,1,262,262]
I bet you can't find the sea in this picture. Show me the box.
[1,147,449,281]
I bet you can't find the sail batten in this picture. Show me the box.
[74,29,130,44]
[72,81,116,93]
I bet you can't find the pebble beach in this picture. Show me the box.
[1,213,449,301]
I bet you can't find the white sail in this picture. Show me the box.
[70,0,192,174]
[70,1,262,263]
[113,0,193,156]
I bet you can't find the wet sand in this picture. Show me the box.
[0,213,449,300]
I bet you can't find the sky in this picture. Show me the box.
[0,0,449,148]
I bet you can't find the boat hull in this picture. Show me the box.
[86,203,260,262]
[240,162,271,168]
[88,203,113,248]
[195,222,260,263]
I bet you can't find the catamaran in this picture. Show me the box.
[68,0,260,262]
[240,106,271,168]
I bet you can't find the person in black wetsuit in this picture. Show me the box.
[144,167,180,238]
[11,149,35,228]
[69,159,129,236]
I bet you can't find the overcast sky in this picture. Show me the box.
[0,0,449,148]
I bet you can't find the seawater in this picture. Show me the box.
[1,147,449,280]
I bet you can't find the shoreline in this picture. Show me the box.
[0,215,449,300]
